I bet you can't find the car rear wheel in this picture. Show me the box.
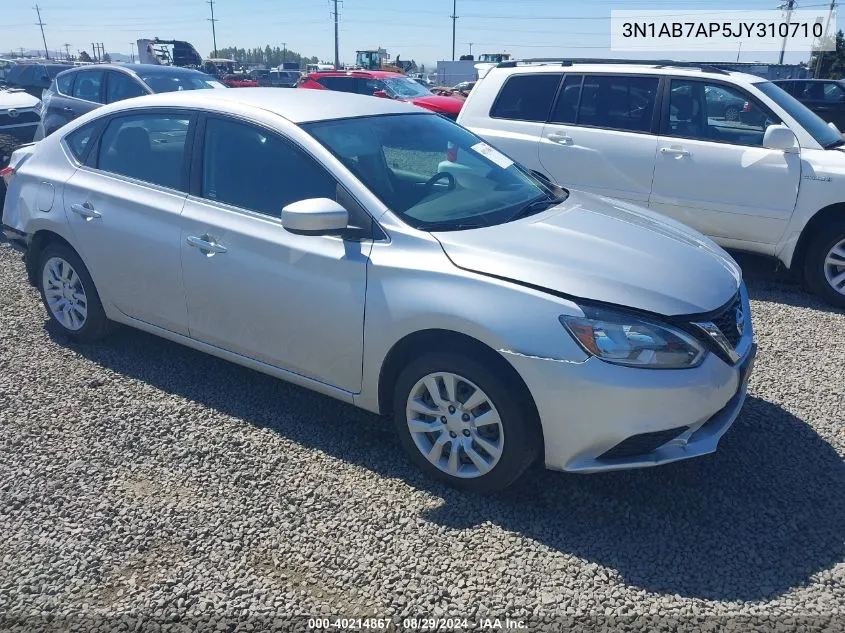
[393,351,539,493]
[37,244,111,341]
[804,222,845,308]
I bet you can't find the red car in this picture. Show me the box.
[222,74,259,88]
[298,70,463,119]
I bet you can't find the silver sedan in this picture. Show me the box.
[1,89,755,492]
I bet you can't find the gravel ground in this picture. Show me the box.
[0,239,843,633]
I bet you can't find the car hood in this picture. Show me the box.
[406,94,463,114]
[0,89,40,110]
[432,191,741,316]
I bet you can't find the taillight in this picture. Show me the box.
[0,166,14,184]
[446,142,458,162]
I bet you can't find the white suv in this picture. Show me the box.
[458,60,845,307]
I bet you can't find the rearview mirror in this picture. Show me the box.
[763,124,798,152]
[281,198,349,235]
[373,90,388,98]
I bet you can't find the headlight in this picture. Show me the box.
[559,306,705,369]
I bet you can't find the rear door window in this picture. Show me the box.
[96,113,192,190]
[575,74,659,133]
[72,70,104,103]
[106,72,147,103]
[549,74,584,124]
[490,74,562,122]
[315,76,359,93]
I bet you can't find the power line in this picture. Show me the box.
[208,0,218,57]
[34,4,49,60]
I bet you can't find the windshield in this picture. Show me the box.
[304,113,565,231]
[757,81,842,147]
[382,77,432,98]
[137,70,225,92]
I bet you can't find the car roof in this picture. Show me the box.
[487,62,766,85]
[58,63,211,79]
[91,87,425,123]
[772,78,833,82]
[310,70,404,79]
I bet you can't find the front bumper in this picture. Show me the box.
[502,290,756,473]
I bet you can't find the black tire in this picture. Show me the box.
[803,221,845,309]
[393,351,540,493]
[37,243,112,341]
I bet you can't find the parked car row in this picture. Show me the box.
[2,88,755,492]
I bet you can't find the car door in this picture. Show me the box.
[649,78,800,246]
[539,73,660,203]
[59,69,106,123]
[179,115,371,392]
[482,72,562,172]
[62,110,194,334]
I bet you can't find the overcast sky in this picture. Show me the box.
[2,0,838,66]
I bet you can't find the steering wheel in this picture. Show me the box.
[423,171,456,192]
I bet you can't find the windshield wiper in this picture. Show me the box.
[507,195,565,223]
[825,138,845,149]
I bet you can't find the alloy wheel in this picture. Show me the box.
[405,372,504,479]
[824,238,845,297]
[42,256,88,331]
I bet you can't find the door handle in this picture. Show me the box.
[547,132,573,145]
[70,202,101,220]
[659,147,691,158]
[186,235,227,255]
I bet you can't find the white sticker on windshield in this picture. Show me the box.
[470,142,513,169]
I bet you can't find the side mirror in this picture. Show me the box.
[281,198,349,235]
[763,124,798,152]
[373,90,388,98]
[828,121,842,136]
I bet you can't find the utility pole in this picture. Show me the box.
[282,42,287,64]
[779,0,795,65]
[130,42,136,63]
[208,0,218,58]
[91,43,96,61]
[451,0,458,61]
[34,5,49,60]
[814,0,837,77]
[64,43,71,61]
[332,0,340,69]
[736,41,742,63]
[468,42,473,57]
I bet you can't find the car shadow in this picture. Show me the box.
[731,251,845,314]
[47,320,845,604]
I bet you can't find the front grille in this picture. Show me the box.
[1,123,37,144]
[0,111,40,127]
[598,426,688,460]
[711,293,743,348]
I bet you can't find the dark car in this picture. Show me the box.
[5,62,73,98]
[268,70,300,88]
[36,63,225,139]
[772,79,845,130]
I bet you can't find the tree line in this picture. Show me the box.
[214,46,321,68]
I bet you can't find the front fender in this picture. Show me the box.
[356,233,589,413]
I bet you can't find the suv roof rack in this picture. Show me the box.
[495,58,730,75]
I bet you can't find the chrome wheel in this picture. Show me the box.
[42,256,88,331]
[405,372,504,479]
[824,238,845,296]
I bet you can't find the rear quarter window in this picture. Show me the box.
[490,73,562,122]
[65,121,100,162]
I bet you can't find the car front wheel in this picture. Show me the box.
[804,222,845,308]
[37,243,111,341]
[393,351,539,493]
